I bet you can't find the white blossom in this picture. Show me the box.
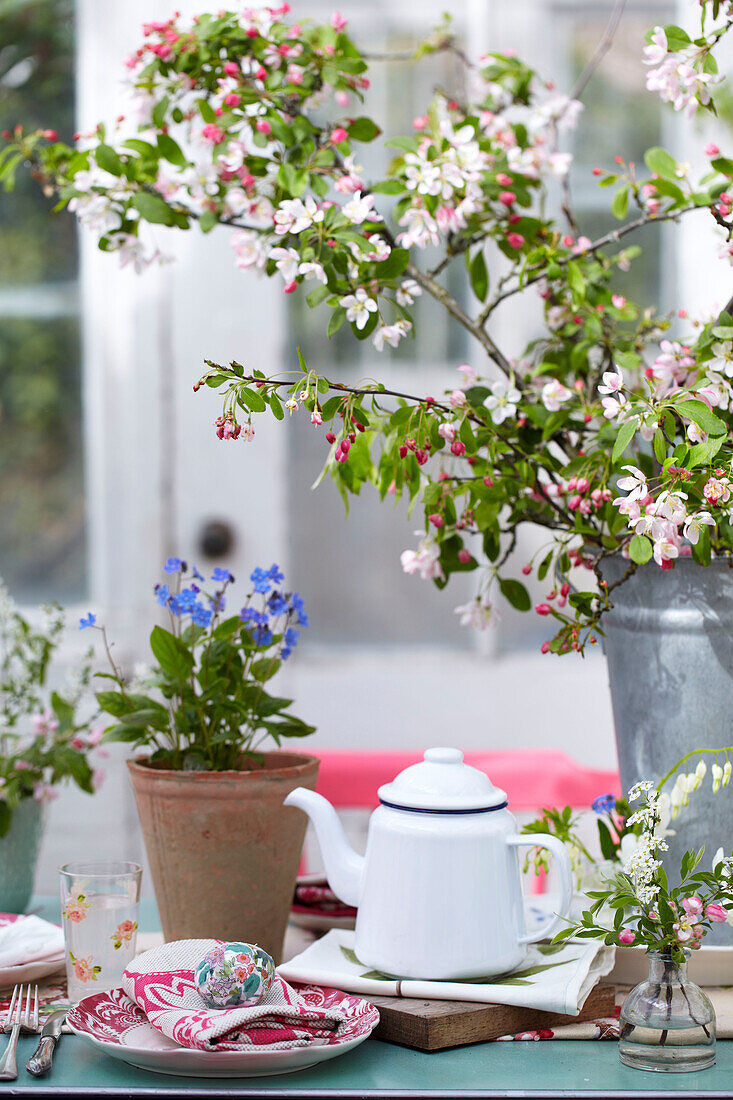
[340,288,378,330]
[483,379,520,425]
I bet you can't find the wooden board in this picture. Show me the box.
[368,983,616,1051]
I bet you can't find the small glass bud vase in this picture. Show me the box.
[619,949,715,1072]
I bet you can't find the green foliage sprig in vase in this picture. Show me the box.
[0,578,104,836]
[86,559,314,771]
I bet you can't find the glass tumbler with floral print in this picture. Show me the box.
[59,860,142,1002]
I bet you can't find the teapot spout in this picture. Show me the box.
[284,787,364,907]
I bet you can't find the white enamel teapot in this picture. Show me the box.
[284,748,573,980]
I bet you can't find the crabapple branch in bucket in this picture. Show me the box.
[6,5,733,651]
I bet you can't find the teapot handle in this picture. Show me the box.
[506,833,573,945]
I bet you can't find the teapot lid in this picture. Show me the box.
[377,748,508,813]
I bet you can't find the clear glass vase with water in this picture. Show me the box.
[619,949,716,1072]
[59,860,142,1003]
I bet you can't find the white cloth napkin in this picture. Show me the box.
[278,930,615,1017]
[0,915,64,969]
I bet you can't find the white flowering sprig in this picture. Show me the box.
[555,780,733,962]
[655,746,733,819]
[0,580,104,834]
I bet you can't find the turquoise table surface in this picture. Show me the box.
[12,898,732,1099]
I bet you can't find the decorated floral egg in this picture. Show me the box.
[195,941,275,1008]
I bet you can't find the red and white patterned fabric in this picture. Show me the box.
[122,939,374,1052]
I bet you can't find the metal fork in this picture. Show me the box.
[0,985,39,1080]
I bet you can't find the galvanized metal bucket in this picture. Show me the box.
[601,555,733,943]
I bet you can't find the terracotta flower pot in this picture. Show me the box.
[127,752,319,961]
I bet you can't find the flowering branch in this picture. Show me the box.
[6,3,733,653]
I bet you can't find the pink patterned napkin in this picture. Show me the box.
[122,939,349,1052]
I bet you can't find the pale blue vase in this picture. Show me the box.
[0,800,45,913]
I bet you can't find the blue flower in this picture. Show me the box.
[169,587,198,616]
[290,592,309,627]
[284,627,299,648]
[211,568,233,583]
[268,564,285,584]
[592,793,617,815]
[192,603,213,627]
[241,608,268,626]
[281,647,292,660]
[214,594,226,612]
[268,592,289,616]
[253,626,273,646]
[250,567,272,594]
[164,557,185,574]
[191,564,204,581]
[79,612,96,630]
[155,584,170,607]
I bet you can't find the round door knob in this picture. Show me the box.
[198,520,236,559]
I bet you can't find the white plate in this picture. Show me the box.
[291,874,357,934]
[290,911,357,933]
[0,914,65,987]
[0,952,66,987]
[68,987,379,1078]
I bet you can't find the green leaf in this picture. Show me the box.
[269,392,284,420]
[611,186,629,220]
[132,191,176,226]
[629,534,653,565]
[347,117,381,142]
[371,180,405,195]
[469,250,488,301]
[644,146,678,180]
[662,24,692,50]
[375,248,409,280]
[198,99,216,124]
[251,658,281,682]
[653,428,667,464]
[157,134,188,168]
[50,691,74,728]
[340,945,360,966]
[692,524,712,566]
[149,625,193,681]
[277,162,308,197]
[0,802,11,839]
[102,724,148,744]
[384,136,419,153]
[238,387,267,413]
[328,308,346,337]
[123,139,158,158]
[498,577,531,612]
[199,209,218,233]
[96,691,133,718]
[95,144,124,176]
[566,260,585,296]
[152,95,170,130]
[597,819,618,860]
[674,398,726,436]
[611,418,637,463]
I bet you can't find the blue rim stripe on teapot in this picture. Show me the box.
[378,797,509,815]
